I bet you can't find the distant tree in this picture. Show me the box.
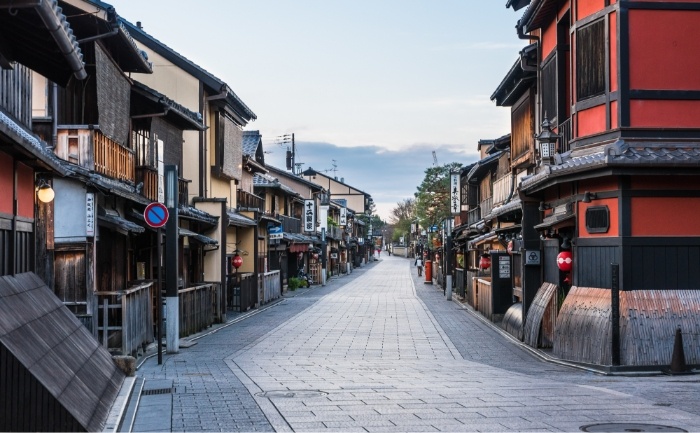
[389,198,415,244]
[414,162,461,232]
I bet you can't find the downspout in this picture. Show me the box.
[35,0,87,80]
[76,26,119,45]
[51,83,58,148]
[516,19,539,72]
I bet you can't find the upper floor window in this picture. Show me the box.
[576,19,605,100]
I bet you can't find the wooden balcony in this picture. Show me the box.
[136,165,190,204]
[467,206,481,226]
[238,189,264,211]
[56,127,135,183]
[94,129,135,183]
[277,214,301,233]
[480,196,493,218]
[492,175,513,207]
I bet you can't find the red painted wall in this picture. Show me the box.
[578,198,619,238]
[0,152,12,215]
[16,162,34,219]
[632,197,700,236]
[576,0,606,21]
[629,10,700,90]
[630,100,700,128]
[631,176,700,190]
[576,105,607,137]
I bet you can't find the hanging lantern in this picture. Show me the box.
[232,254,243,269]
[313,253,319,260]
[479,255,491,270]
[507,240,514,255]
[557,251,573,272]
[298,252,304,260]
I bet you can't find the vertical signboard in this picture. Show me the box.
[304,199,315,233]
[157,139,165,203]
[85,192,95,237]
[340,207,347,226]
[320,205,328,231]
[450,172,460,215]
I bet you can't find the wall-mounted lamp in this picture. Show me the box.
[561,236,572,249]
[538,202,552,212]
[36,179,55,203]
[535,115,561,163]
[582,191,598,203]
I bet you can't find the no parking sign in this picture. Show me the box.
[144,202,169,228]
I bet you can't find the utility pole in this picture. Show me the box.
[165,165,179,353]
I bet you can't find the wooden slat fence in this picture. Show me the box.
[95,281,154,356]
[178,283,217,337]
[258,270,281,305]
[523,282,558,348]
[475,278,493,320]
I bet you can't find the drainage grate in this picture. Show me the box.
[256,390,328,399]
[581,423,687,432]
[142,388,173,396]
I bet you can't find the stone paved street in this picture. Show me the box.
[131,256,700,432]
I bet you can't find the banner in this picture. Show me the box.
[340,207,347,226]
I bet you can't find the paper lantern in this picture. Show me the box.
[557,251,573,272]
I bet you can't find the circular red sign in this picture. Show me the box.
[144,202,169,228]
[232,254,243,269]
[557,251,573,272]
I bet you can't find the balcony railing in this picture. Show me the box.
[467,206,481,226]
[277,214,301,233]
[492,175,513,207]
[480,196,493,218]
[558,117,572,154]
[94,129,135,183]
[136,165,191,204]
[238,189,264,211]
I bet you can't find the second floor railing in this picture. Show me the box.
[94,129,135,183]
[558,117,572,154]
[467,206,481,226]
[480,196,493,219]
[238,189,264,211]
[277,214,301,233]
[136,165,191,204]
[492,175,513,207]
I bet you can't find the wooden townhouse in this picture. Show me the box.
[478,0,700,368]
[301,168,373,267]
[121,17,264,319]
[0,3,130,431]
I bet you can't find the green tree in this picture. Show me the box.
[414,162,461,232]
[389,198,415,244]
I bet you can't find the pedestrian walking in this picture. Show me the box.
[415,256,423,276]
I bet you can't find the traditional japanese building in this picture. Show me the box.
[485,0,700,368]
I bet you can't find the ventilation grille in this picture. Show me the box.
[586,206,609,233]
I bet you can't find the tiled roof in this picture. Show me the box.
[132,82,204,130]
[486,199,522,220]
[521,140,700,192]
[227,209,256,227]
[253,173,298,196]
[242,130,261,156]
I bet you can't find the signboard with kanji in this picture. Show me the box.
[340,207,347,226]
[450,172,460,215]
[304,199,315,233]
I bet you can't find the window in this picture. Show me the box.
[585,206,609,233]
[576,19,605,100]
[542,55,558,122]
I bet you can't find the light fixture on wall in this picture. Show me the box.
[36,179,55,203]
[535,115,561,163]
[582,191,598,203]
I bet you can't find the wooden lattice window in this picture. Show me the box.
[576,19,605,100]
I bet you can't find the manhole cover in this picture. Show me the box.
[256,390,328,399]
[581,423,687,432]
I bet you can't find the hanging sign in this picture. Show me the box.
[340,207,347,226]
[85,193,95,237]
[303,199,315,232]
[450,172,460,215]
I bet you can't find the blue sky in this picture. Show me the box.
[112,0,527,220]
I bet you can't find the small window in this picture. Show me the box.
[576,19,605,100]
[586,206,609,233]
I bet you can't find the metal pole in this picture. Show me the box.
[321,227,327,285]
[445,219,453,300]
[157,227,163,365]
[165,165,179,353]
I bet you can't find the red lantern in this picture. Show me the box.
[557,251,573,272]
[232,254,243,269]
[313,253,319,260]
[507,240,514,255]
[479,255,491,270]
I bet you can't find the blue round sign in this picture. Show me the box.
[144,202,169,228]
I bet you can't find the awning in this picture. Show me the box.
[259,213,281,225]
[179,228,218,246]
[534,213,575,230]
[468,231,497,249]
[98,214,145,235]
[181,206,219,226]
[227,210,256,227]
